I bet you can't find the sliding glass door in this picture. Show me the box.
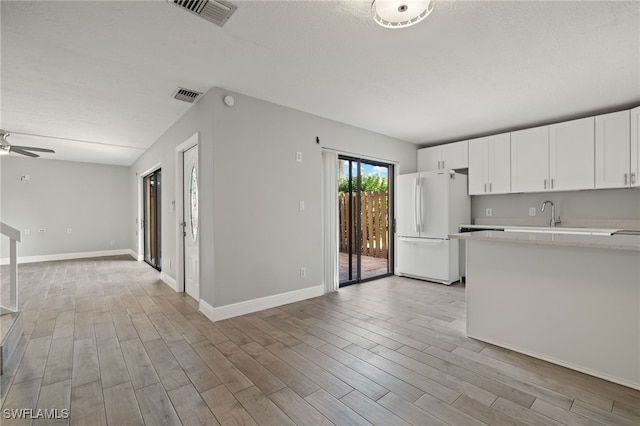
[338,156,393,287]
[143,169,161,270]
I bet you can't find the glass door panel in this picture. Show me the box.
[143,169,161,270]
[338,156,393,287]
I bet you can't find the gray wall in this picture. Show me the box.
[1,156,130,258]
[131,87,417,308]
[471,188,640,227]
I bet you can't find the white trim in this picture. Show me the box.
[175,133,199,295]
[0,249,136,265]
[160,272,179,292]
[199,285,324,322]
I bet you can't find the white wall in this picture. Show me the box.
[471,188,640,228]
[131,87,417,310]
[1,156,131,260]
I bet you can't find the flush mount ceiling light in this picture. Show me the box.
[372,0,434,28]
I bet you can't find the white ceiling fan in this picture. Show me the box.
[0,130,55,158]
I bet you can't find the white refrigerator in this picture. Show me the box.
[396,170,470,284]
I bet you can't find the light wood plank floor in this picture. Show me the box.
[1,255,639,425]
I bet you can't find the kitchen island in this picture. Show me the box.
[451,230,640,390]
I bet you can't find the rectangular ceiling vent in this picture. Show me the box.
[172,87,203,103]
[171,0,237,27]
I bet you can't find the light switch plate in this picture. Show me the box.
[296,152,302,162]
[529,207,536,216]
[485,208,492,217]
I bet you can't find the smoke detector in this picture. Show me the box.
[171,0,237,27]
[172,87,203,104]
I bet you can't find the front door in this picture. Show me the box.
[183,145,199,299]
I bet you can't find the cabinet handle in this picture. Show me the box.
[484,183,487,192]
[551,178,554,189]
[442,160,445,169]
[632,173,637,185]
[625,173,628,185]
[489,183,492,192]
[437,161,440,169]
[544,179,547,189]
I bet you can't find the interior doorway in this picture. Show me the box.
[338,156,393,287]
[143,169,161,270]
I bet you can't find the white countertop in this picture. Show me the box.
[450,230,640,251]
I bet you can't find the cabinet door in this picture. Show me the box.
[595,111,631,189]
[468,137,488,195]
[511,126,549,193]
[550,117,595,191]
[632,107,640,187]
[488,133,511,194]
[417,147,441,172]
[442,140,468,170]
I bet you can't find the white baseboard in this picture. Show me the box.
[0,249,136,265]
[160,272,179,292]
[199,284,324,322]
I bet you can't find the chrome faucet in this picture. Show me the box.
[541,201,561,227]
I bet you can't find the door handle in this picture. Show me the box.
[415,178,420,233]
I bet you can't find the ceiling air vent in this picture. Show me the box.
[172,87,203,103]
[171,0,237,27]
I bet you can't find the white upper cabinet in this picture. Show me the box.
[417,147,441,171]
[632,107,640,188]
[511,126,549,193]
[418,140,468,171]
[595,110,631,189]
[442,141,469,170]
[549,117,595,191]
[468,133,510,195]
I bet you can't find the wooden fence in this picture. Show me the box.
[338,191,388,259]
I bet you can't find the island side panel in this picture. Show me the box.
[465,239,640,390]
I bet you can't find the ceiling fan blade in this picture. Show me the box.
[10,147,40,158]
[10,145,55,153]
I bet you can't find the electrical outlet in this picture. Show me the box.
[300,267,306,278]
[485,208,492,217]
[296,152,303,162]
[529,207,536,217]
[299,201,305,211]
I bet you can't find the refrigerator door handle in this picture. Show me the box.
[414,177,420,233]
[419,177,425,233]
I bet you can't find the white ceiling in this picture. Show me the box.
[1,0,639,166]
